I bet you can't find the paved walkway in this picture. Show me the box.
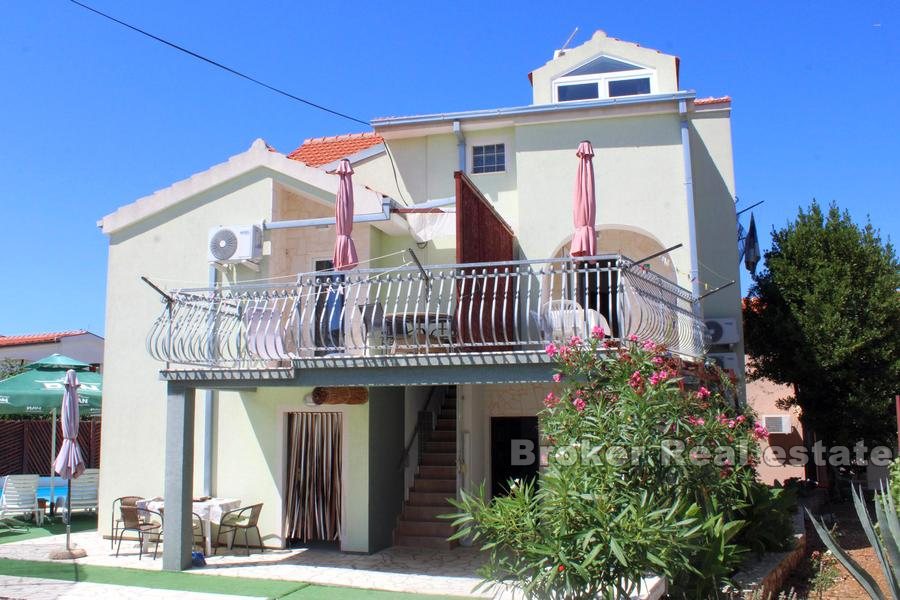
[0,574,265,600]
[0,530,488,598]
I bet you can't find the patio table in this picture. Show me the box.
[136,497,240,555]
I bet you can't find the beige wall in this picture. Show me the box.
[0,334,105,367]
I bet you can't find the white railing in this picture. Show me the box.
[146,255,708,368]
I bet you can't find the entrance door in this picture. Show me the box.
[284,412,342,545]
[490,416,539,497]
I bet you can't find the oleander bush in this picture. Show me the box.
[446,332,794,599]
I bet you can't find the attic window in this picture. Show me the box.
[553,55,655,102]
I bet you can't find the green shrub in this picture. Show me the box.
[446,333,794,599]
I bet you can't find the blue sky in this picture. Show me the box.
[1,1,897,336]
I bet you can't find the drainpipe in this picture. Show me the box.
[263,198,395,231]
[453,120,466,172]
[201,264,215,497]
[678,99,702,316]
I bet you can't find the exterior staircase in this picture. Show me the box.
[395,387,459,549]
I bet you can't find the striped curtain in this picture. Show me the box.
[283,412,342,542]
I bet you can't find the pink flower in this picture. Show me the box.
[552,373,563,383]
[753,422,770,440]
[686,416,705,426]
[569,335,582,347]
[591,325,605,339]
[572,398,587,412]
[696,386,711,400]
[543,392,560,409]
[641,339,656,351]
[736,415,746,424]
[627,334,640,342]
[727,419,736,429]
[651,356,665,366]
[628,370,644,391]
[545,343,558,358]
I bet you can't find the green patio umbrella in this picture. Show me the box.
[0,354,101,417]
[0,354,101,512]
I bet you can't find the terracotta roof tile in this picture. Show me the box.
[287,133,384,167]
[694,96,732,106]
[0,330,89,348]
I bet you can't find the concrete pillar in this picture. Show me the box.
[162,384,195,571]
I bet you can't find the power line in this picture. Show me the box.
[69,0,370,127]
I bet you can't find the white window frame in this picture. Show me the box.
[471,143,506,175]
[552,56,657,103]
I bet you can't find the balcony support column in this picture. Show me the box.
[162,383,195,571]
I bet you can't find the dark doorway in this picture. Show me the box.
[576,258,619,336]
[490,416,539,497]
[313,260,344,354]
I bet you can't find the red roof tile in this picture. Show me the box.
[287,133,384,167]
[694,96,732,106]
[0,330,89,348]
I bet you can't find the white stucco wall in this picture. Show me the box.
[0,333,104,367]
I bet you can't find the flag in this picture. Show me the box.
[744,213,761,275]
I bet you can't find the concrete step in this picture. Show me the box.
[418,465,455,479]
[439,410,456,420]
[424,441,456,453]
[396,519,456,538]
[402,504,452,521]
[420,452,456,466]
[435,418,456,430]
[408,491,455,506]
[413,478,456,493]
[428,430,455,442]
[395,535,458,550]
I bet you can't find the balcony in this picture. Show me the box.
[147,255,708,371]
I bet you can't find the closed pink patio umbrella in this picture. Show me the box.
[333,159,359,270]
[50,369,86,558]
[570,140,597,257]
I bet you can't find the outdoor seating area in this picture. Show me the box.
[107,495,262,560]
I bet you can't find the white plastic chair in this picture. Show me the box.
[56,468,99,521]
[540,299,611,341]
[0,474,41,528]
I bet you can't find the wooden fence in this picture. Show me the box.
[0,419,101,476]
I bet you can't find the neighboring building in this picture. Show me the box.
[0,330,104,370]
[97,30,744,569]
[744,359,806,485]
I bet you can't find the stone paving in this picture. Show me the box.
[0,530,493,597]
[0,574,265,600]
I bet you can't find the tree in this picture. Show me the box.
[0,358,26,380]
[744,201,900,448]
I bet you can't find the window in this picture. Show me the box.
[608,77,650,97]
[473,144,505,174]
[553,55,655,103]
[558,82,599,102]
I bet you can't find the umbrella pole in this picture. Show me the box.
[66,479,72,550]
[50,408,56,517]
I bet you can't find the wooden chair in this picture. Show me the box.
[215,503,263,555]
[115,505,162,560]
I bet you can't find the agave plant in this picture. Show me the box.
[807,484,900,599]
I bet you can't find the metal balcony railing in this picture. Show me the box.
[147,255,708,368]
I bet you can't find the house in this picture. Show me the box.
[0,330,104,370]
[97,30,744,570]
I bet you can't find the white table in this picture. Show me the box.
[136,497,240,555]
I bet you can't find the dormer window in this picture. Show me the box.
[553,55,655,102]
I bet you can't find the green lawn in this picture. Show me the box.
[0,513,97,545]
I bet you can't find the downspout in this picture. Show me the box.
[263,198,394,231]
[201,264,215,497]
[678,99,703,315]
[453,120,466,172]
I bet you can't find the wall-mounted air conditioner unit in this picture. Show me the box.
[763,414,792,435]
[704,318,740,345]
[208,225,263,263]
[708,352,739,373]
